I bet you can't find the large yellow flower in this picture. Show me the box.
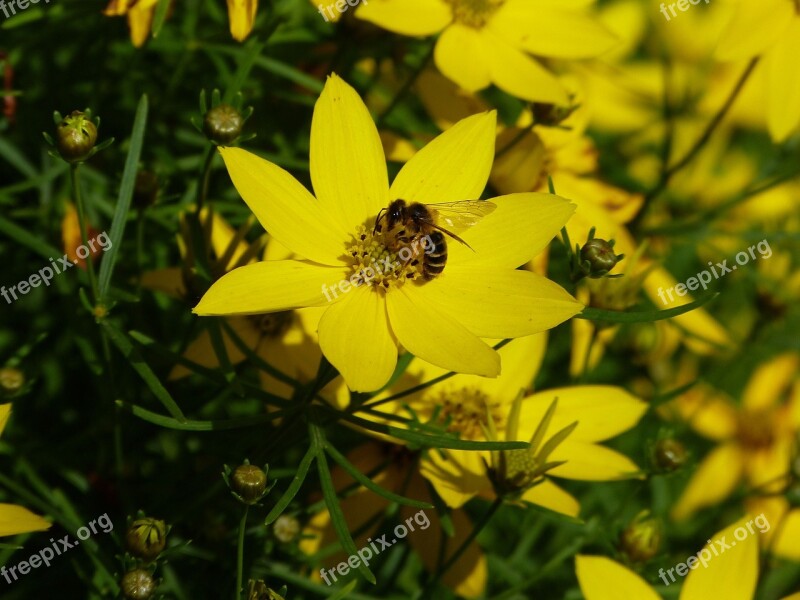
[716,0,800,141]
[356,0,616,104]
[576,517,760,600]
[668,353,800,522]
[371,335,647,516]
[0,405,51,537]
[194,74,582,392]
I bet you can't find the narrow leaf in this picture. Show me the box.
[576,293,718,324]
[264,445,316,525]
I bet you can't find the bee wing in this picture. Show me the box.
[426,200,497,234]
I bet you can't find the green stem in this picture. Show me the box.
[196,145,215,212]
[236,505,249,600]
[70,164,99,302]
[376,41,435,126]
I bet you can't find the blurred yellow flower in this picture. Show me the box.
[194,74,582,392]
[356,0,616,104]
[576,517,760,600]
[0,405,51,537]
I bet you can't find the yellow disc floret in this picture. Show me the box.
[444,0,505,28]
[345,226,425,291]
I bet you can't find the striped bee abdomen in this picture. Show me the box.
[422,231,447,280]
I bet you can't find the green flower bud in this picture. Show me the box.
[653,438,688,473]
[133,171,159,208]
[232,464,267,504]
[0,367,24,395]
[56,111,97,162]
[273,514,300,543]
[203,103,243,145]
[620,511,661,563]
[126,517,167,561]
[580,237,623,278]
[121,569,156,600]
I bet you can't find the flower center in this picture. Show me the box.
[437,387,505,440]
[738,409,776,450]
[248,311,293,337]
[345,226,426,291]
[444,0,505,28]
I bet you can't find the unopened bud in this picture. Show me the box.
[580,237,623,278]
[203,104,243,145]
[121,569,156,599]
[56,111,97,162]
[126,517,167,561]
[0,367,24,395]
[232,464,267,504]
[653,438,688,473]
[620,511,661,563]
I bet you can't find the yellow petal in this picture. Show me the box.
[764,23,800,142]
[481,29,568,104]
[715,0,793,61]
[434,25,492,92]
[490,0,617,59]
[671,443,744,521]
[0,403,9,437]
[665,382,739,441]
[311,74,390,233]
[206,209,253,270]
[450,193,575,269]
[742,352,800,411]
[410,266,581,338]
[773,509,800,561]
[576,555,661,600]
[386,286,500,377]
[218,147,346,265]
[549,441,641,481]
[127,3,156,47]
[419,449,491,508]
[140,267,186,298]
[169,317,260,380]
[193,260,349,316]
[518,386,648,443]
[0,504,51,537]
[356,0,452,36]
[389,111,495,204]
[681,517,759,600]
[521,479,580,517]
[319,286,397,392]
[227,0,257,42]
[416,69,490,131]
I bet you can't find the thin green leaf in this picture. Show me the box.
[324,442,433,509]
[325,580,358,600]
[0,214,61,259]
[151,0,171,37]
[223,38,265,104]
[576,293,719,324]
[100,321,186,422]
[98,94,149,299]
[117,401,289,431]
[265,445,317,525]
[0,137,37,178]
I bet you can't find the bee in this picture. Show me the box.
[374,199,496,280]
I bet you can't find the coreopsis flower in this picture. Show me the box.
[715,0,800,141]
[194,74,582,392]
[0,405,51,536]
[62,203,102,270]
[300,443,487,598]
[356,0,616,104]
[576,517,759,600]
[226,0,258,41]
[371,335,647,515]
[668,353,800,524]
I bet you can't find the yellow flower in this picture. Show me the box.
[194,74,582,392]
[576,517,760,600]
[356,0,616,104]
[668,353,800,522]
[104,0,159,48]
[716,0,800,141]
[301,443,487,598]
[0,405,51,537]
[372,335,647,516]
[227,0,258,41]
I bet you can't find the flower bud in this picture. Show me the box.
[126,517,167,561]
[580,237,623,278]
[273,514,300,543]
[653,438,688,473]
[231,464,267,504]
[0,367,24,395]
[56,111,97,162]
[133,171,159,208]
[121,569,156,599]
[620,512,661,563]
[203,103,243,145]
